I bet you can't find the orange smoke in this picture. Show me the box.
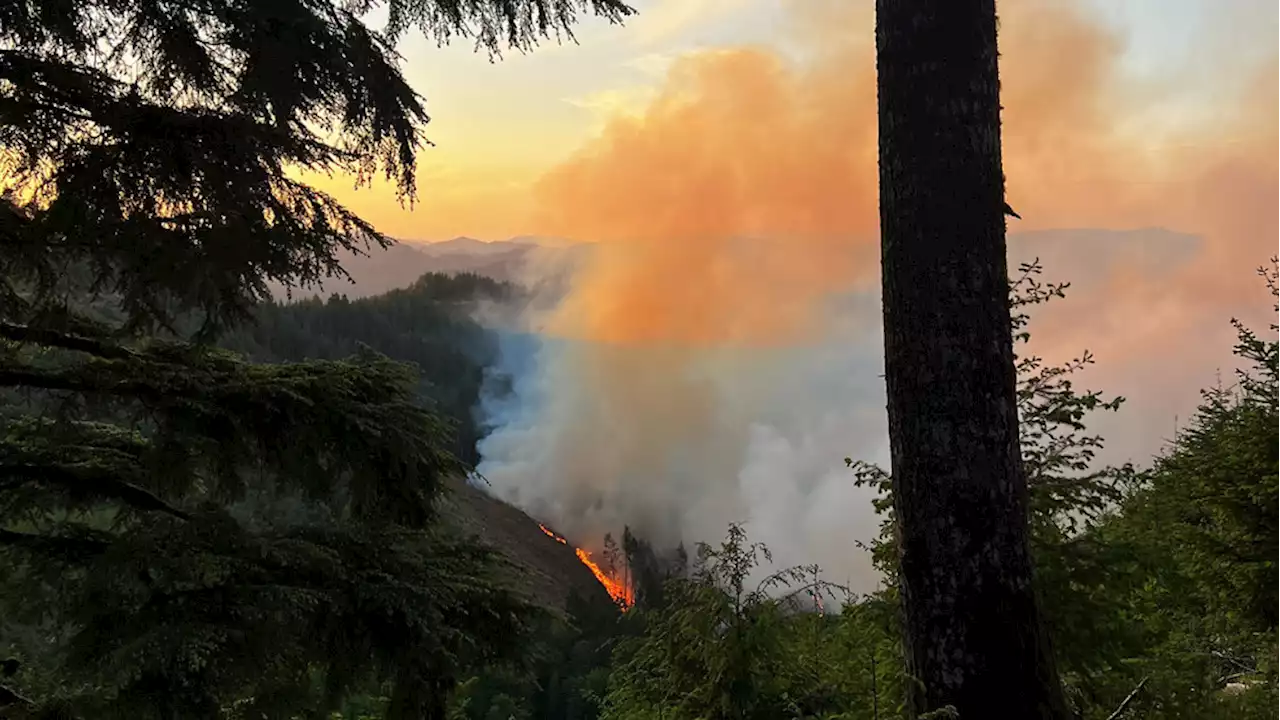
[501,0,1275,576]
[539,523,634,607]
[528,0,1275,351]
[533,40,880,347]
[527,0,1269,340]
[993,0,1278,376]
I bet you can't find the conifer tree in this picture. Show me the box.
[875,0,1066,716]
[0,0,631,717]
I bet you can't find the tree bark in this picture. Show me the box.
[874,1,1068,718]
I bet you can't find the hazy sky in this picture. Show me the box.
[320,0,1276,578]
[320,0,1277,461]
[310,0,1276,243]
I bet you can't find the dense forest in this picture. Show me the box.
[220,273,516,466]
[0,0,1275,719]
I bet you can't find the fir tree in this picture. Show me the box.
[0,0,631,717]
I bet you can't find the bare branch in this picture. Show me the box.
[1105,676,1149,720]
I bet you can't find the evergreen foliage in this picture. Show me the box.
[594,524,903,720]
[0,0,629,716]
[221,271,517,465]
[0,0,1273,715]
[1128,267,1278,636]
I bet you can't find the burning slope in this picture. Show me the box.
[436,476,614,611]
[539,524,634,606]
[574,548,634,607]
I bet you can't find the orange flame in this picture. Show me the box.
[538,523,634,607]
[538,523,568,545]
[574,547,635,607]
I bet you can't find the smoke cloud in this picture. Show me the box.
[474,0,1277,592]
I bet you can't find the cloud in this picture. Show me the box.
[563,86,659,131]
[623,52,679,78]
[626,0,757,48]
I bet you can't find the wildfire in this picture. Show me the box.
[574,547,635,607]
[538,524,568,545]
[538,523,634,607]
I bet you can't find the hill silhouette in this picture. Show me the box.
[282,228,1202,305]
[272,236,588,299]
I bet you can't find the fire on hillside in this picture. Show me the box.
[538,523,634,607]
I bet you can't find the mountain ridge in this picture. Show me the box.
[280,227,1201,301]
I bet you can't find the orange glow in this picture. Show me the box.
[533,40,879,348]
[524,0,1275,354]
[538,523,568,544]
[538,523,634,607]
[575,547,635,607]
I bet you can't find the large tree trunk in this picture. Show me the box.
[874,1,1068,718]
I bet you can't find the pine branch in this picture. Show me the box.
[0,321,134,359]
[0,463,191,520]
[0,528,109,558]
[0,348,459,526]
[0,680,34,710]
[377,0,635,51]
[0,682,87,720]
[0,366,146,396]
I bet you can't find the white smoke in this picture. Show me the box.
[467,227,1224,597]
[474,253,890,595]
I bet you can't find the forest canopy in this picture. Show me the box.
[0,0,628,717]
[221,272,517,466]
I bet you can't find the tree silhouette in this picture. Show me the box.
[874,0,1067,717]
[0,0,630,717]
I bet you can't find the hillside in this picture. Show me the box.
[268,236,567,299]
[224,272,613,611]
[439,476,614,611]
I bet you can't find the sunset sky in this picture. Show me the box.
[314,0,1277,244]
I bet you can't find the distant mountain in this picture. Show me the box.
[506,235,583,249]
[273,236,579,300]
[421,236,534,257]
[413,238,540,283]
[287,243,442,300]
[276,227,1202,305]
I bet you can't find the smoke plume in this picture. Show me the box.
[475,0,1277,592]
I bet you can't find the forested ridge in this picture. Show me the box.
[0,0,1275,718]
[221,272,516,467]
